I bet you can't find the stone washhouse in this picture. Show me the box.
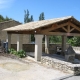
[3,16,80,62]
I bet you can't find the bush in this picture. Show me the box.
[17,50,26,58]
[8,48,26,58]
[8,48,16,54]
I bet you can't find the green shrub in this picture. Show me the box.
[17,50,26,58]
[8,48,26,58]
[8,48,16,54]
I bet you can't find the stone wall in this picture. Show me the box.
[11,44,45,52]
[11,43,70,52]
[41,56,80,75]
[0,20,30,44]
[11,34,30,44]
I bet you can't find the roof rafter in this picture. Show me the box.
[70,22,80,32]
[62,27,68,32]
[70,28,75,32]
[41,22,69,32]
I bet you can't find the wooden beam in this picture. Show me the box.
[70,22,80,32]
[41,22,68,32]
[67,25,70,32]
[62,27,68,32]
[41,24,58,32]
[7,30,35,34]
[7,30,80,36]
[41,32,80,36]
[71,18,80,26]
[70,28,75,32]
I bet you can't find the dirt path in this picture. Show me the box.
[0,55,69,80]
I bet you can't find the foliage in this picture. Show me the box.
[24,10,29,23]
[49,36,80,46]
[5,16,12,21]
[8,48,16,54]
[31,35,35,42]
[39,12,45,20]
[68,37,80,46]
[30,15,34,22]
[49,36,62,43]
[0,15,4,22]
[0,15,12,22]
[17,50,26,58]
[24,9,34,23]
[75,37,80,46]
[8,48,26,58]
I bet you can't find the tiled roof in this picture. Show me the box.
[3,16,74,31]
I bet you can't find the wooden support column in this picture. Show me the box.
[7,33,11,49]
[17,34,23,51]
[61,35,67,55]
[35,35,43,61]
[45,35,49,54]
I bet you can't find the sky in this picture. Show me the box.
[0,0,80,23]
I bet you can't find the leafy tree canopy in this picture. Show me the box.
[24,9,34,23]
[0,15,12,22]
[39,12,45,20]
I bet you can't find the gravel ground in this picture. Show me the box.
[0,54,70,80]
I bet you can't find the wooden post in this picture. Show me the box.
[45,35,49,54]
[61,35,67,55]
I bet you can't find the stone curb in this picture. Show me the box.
[53,74,74,80]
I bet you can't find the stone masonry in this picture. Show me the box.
[0,20,30,44]
[41,56,80,75]
[65,46,75,63]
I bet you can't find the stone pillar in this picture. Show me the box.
[35,35,43,61]
[61,35,67,55]
[45,35,49,54]
[17,34,23,51]
[7,33,11,49]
